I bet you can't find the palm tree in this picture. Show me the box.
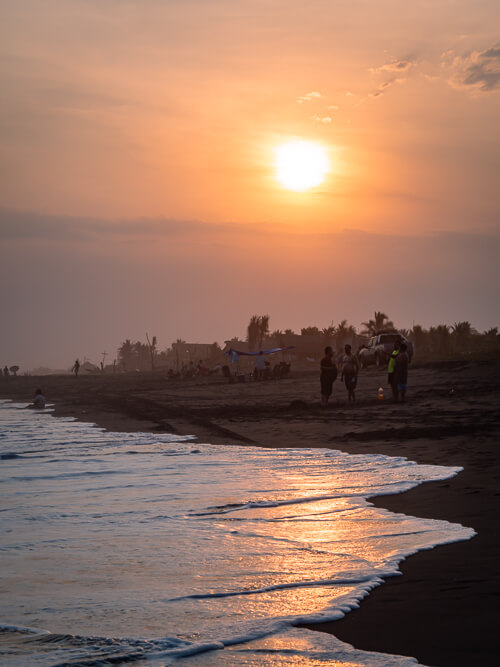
[361,311,394,336]
[346,324,358,343]
[133,341,150,371]
[484,327,498,339]
[270,329,285,347]
[117,339,135,371]
[247,315,260,351]
[321,326,335,346]
[410,324,428,353]
[247,314,270,351]
[258,314,270,349]
[429,324,450,353]
[451,321,476,352]
[301,326,320,336]
[146,333,157,371]
[334,320,348,349]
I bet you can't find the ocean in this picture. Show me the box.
[0,400,474,666]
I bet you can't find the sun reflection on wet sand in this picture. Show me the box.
[0,403,471,665]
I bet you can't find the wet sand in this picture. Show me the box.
[1,360,499,666]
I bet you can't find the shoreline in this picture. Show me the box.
[1,360,498,666]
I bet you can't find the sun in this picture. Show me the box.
[275,140,330,191]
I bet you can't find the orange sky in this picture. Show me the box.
[0,1,499,368]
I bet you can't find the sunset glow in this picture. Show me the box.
[0,0,498,370]
[275,141,330,191]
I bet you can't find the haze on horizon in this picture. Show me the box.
[0,1,499,371]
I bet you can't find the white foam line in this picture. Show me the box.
[0,622,50,635]
[169,573,380,602]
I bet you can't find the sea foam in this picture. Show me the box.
[0,400,473,665]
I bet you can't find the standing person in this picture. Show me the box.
[341,344,359,404]
[387,340,401,400]
[394,342,409,403]
[72,359,80,377]
[255,351,266,380]
[320,346,337,407]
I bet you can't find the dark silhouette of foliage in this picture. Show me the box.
[361,311,394,336]
[146,333,157,371]
[301,326,320,336]
[247,314,270,351]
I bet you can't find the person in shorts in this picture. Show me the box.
[341,344,359,404]
[394,342,409,402]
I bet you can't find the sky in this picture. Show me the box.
[0,0,499,370]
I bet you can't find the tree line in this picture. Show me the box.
[115,312,499,372]
[244,311,499,360]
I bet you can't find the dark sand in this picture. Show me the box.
[1,360,499,666]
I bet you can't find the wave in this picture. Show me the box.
[0,624,224,666]
[0,400,474,666]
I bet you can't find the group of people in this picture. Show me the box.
[387,339,409,402]
[253,355,290,381]
[320,340,409,406]
[167,360,219,380]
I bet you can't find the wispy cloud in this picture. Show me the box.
[296,91,322,103]
[368,77,405,98]
[370,58,414,74]
[442,44,500,93]
[0,209,285,244]
[39,86,127,111]
[311,115,332,124]
[366,56,416,98]
[0,209,216,242]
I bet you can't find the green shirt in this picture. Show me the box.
[388,350,399,373]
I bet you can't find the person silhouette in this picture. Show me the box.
[320,346,337,407]
[33,388,46,409]
[341,344,359,404]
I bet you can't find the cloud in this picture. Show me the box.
[367,76,406,98]
[311,115,332,124]
[39,86,126,111]
[442,44,500,92]
[370,58,414,74]
[0,209,294,245]
[366,56,416,99]
[296,91,322,103]
[0,209,218,243]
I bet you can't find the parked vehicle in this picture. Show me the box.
[358,332,413,369]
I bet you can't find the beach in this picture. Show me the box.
[1,360,498,666]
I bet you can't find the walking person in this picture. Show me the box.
[320,346,337,407]
[341,344,359,404]
[394,342,409,402]
[72,359,80,377]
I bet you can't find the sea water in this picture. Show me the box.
[0,400,474,666]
